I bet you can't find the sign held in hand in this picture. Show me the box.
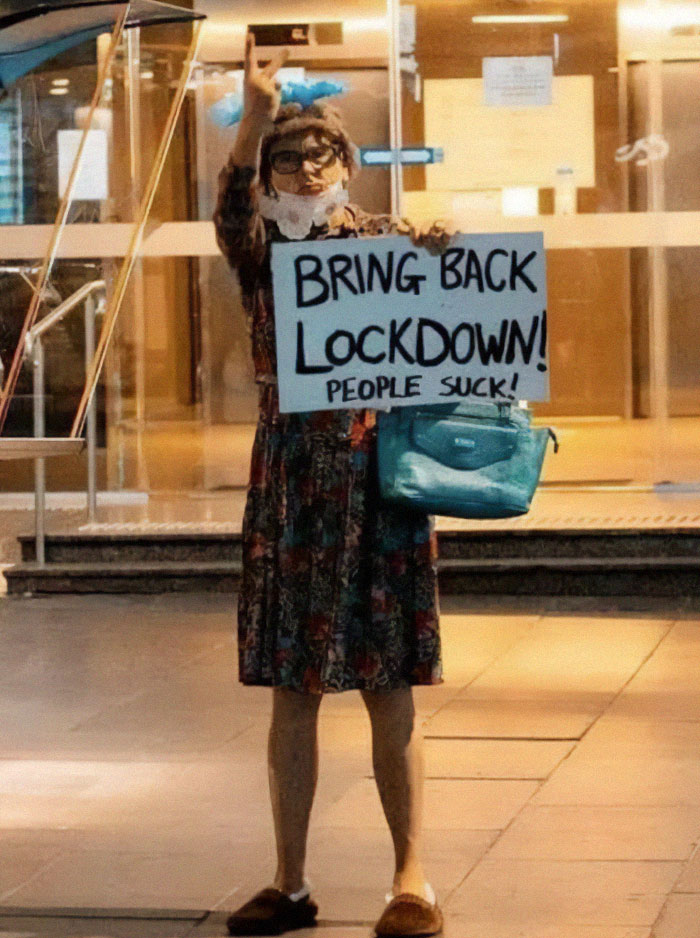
[272,232,549,413]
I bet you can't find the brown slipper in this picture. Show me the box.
[226,886,318,936]
[374,892,443,937]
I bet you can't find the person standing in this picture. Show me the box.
[214,32,448,938]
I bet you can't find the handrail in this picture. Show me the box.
[25,279,106,354]
[21,281,106,562]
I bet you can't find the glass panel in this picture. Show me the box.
[97,19,203,492]
[625,55,700,488]
[396,0,700,511]
[0,15,201,500]
[0,20,125,447]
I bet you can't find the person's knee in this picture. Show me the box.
[272,687,323,728]
[361,686,417,733]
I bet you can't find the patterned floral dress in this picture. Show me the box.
[214,159,442,693]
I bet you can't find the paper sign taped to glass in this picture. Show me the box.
[271,232,549,414]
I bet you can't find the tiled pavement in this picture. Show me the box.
[0,594,698,937]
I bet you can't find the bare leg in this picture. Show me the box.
[361,686,427,898]
[268,687,323,895]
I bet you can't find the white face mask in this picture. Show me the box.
[258,181,349,240]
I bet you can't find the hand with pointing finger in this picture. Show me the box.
[243,31,289,124]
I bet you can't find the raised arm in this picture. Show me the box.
[214,33,289,271]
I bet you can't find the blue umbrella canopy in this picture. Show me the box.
[0,1,205,89]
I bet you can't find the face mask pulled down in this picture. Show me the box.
[258,182,348,240]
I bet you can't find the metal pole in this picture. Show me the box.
[33,337,46,565]
[646,52,671,484]
[387,0,403,216]
[85,294,97,522]
[126,26,149,494]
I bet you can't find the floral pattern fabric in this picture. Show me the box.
[214,158,442,693]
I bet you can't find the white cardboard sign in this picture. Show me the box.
[272,232,549,414]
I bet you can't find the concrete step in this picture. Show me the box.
[4,561,241,595]
[19,527,700,564]
[437,528,700,559]
[5,555,700,597]
[438,555,700,596]
[19,533,242,564]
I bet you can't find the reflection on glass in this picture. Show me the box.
[0,11,202,501]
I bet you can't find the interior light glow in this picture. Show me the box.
[473,14,569,23]
[51,78,70,86]
[202,22,246,36]
[619,3,700,29]
[343,17,389,31]
[502,186,539,216]
[140,70,154,80]
[49,87,69,96]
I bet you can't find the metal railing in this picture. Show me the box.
[24,279,106,563]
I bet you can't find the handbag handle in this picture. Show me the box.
[394,401,516,427]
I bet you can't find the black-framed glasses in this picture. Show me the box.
[270,145,338,175]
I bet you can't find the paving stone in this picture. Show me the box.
[446,859,681,933]
[460,617,671,697]
[320,777,538,829]
[317,715,372,753]
[442,922,651,938]
[4,851,266,912]
[609,688,700,722]
[0,912,199,937]
[488,805,700,860]
[424,737,575,779]
[605,622,700,722]
[675,845,700,891]
[577,715,700,757]
[0,846,63,903]
[650,894,700,938]
[0,762,184,835]
[304,826,496,919]
[69,689,253,751]
[534,719,700,805]
[429,613,540,684]
[425,695,600,739]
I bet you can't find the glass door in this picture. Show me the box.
[391,0,700,515]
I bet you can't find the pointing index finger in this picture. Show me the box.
[244,31,257,76]
[261,47,290,78]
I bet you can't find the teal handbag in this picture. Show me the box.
[376,401,558,519]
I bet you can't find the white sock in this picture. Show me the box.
[385,882,436,905]
[286,882,311,902]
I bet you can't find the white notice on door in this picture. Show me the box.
[399,5,416,54]
[57,129,109,200]
[483,56,553,107]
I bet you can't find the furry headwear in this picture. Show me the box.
[259,102,359,193]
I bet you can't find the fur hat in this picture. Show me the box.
[259,102,359,193]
